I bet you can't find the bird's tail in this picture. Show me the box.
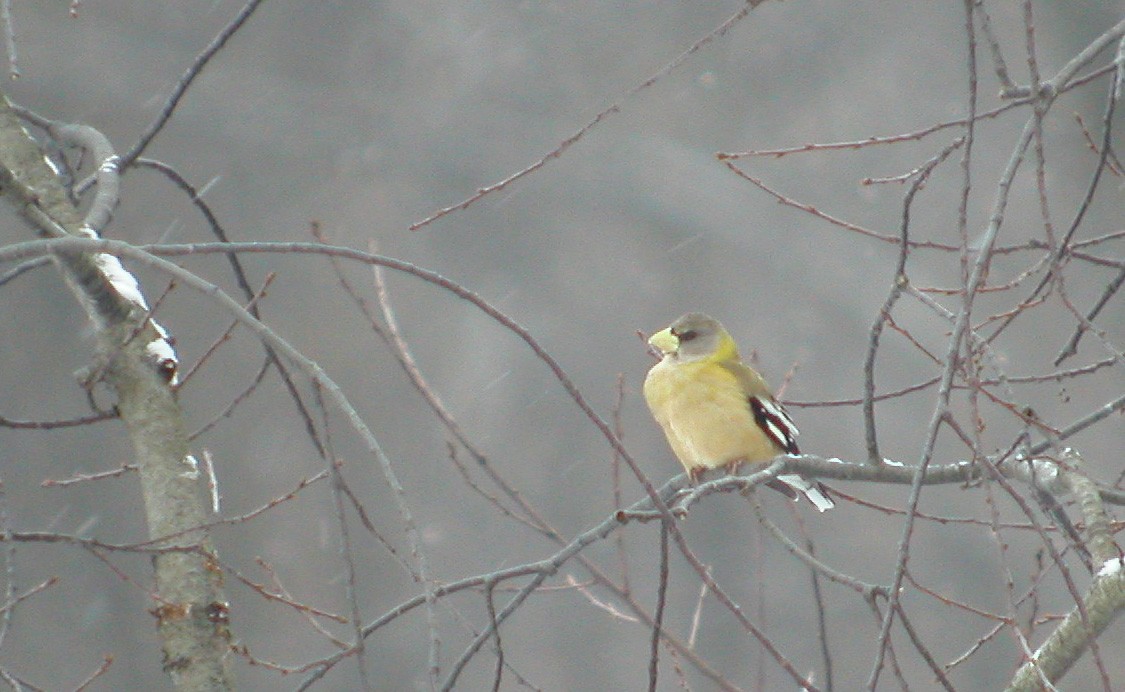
[772,474,834,512]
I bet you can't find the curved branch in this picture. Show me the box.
[0,94,230,688]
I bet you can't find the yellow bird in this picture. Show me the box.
[643,313,833,511]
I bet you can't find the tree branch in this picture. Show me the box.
[0,92,232,689]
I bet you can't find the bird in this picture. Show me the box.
[643,313,833,511]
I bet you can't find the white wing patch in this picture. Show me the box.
[749,396,799,453]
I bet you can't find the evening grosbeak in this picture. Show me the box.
[643,313,833,511]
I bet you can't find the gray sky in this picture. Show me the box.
[2,2,1123,689]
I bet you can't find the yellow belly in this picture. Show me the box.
[644,358,779,473]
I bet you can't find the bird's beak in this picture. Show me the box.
[647,327,679,359]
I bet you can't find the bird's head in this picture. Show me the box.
[647,313,739,363]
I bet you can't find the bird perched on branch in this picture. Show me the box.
[643,313,833,512]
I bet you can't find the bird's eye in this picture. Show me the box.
[677,330,698,342]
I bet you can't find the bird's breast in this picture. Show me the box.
[644,360,777,468]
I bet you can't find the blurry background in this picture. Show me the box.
[1,1,1122,689]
